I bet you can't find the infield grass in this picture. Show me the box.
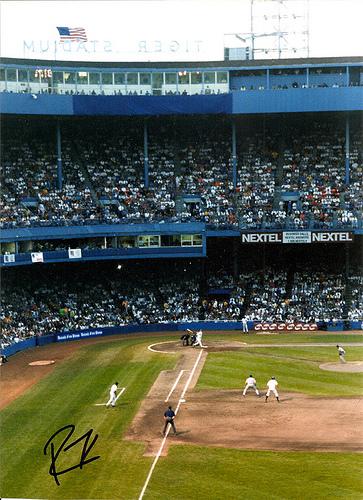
[197,346,363,395]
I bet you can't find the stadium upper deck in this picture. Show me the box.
[1,55,362,96]
[0,56,362,267]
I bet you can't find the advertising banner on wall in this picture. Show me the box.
[31,252,44,263]
[57,329,104,341]
[68,248,82,259]
[254,322,319,332]
[282,231,312,244]
[3,254,16,263]
[241,231,353,244]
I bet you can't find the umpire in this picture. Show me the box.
[162,406,177,436]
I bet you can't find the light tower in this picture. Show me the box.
[225,0,310,60]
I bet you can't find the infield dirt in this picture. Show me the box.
[125,339,363,455]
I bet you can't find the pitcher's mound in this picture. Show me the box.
[29,360,55,366]
[320,361,363,372]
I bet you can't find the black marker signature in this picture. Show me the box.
[44,424,100,485]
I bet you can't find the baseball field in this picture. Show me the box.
[1,331,363,499]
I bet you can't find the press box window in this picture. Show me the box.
[181,235,193,246]
[118,236,136,248]
[1,242,16,254]
[192,234,202,246]
[178,71,189,84]
[52,71,64,84]
[64,72,76,84]
[77,72,88,84]
[89,72,100,85]
[152,73,163,88]
[137,235,161,247]
[101,73,113,85]
[217,72,228,84]
[165,73,177,84]
[6,69,17,81]
[181,234,202,246]
[191,72,202,84]
[203,72,215,84]
[140,73,151,85]
[127,73,138,85]
[18,70,29,82]
[160,235,181,246]
[114,73,125,85]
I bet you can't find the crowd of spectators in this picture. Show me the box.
[175,124,236,226]
[236,132,278,228]
[245,268,347,323]
[1,119,362,230]
[286,271,345,322]
[348,274,363,321]
[276,124,362,229]
[1,263,362,349]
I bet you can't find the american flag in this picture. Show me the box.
[57,26,87,42]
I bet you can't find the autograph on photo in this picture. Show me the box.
[43,424,100,486]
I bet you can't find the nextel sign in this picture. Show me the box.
[241,233,282,243]
[311,232,353,242]
[241,231,353,244]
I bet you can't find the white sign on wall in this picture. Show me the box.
[282,232,312,244]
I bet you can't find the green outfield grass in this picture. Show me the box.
[1,333,362,499]
[146,447,363,500]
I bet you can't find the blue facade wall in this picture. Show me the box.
[232,87,363,114]
[0,92,74,115]
[0,222,205,242]
[1,245,205,266]
[3,338,37,356]
[73,94,231,115]
[0,92,231,116]
[1,87,362,116]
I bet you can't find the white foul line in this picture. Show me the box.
[94,387,126,406]
[164,370,187,403]
[138,349,204,500]
[175,349,203,413]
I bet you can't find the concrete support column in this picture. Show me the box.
[56,122,63,190]
[144,121,149,189]
[232,120,237,189]
[345,115,350,185]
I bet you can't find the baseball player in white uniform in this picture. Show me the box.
[243,374,260,396]
[336,345,346,363]
[241,318,249,333]
[106,382,119,407]
[188,329,206,348]
[265,377,279,402]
